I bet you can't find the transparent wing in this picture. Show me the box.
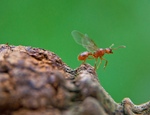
[71,30,99,52]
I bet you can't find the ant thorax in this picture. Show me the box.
[93,48,105,58]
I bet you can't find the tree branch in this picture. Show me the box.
[0,44,149,115]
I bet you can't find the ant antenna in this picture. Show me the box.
[112,45,126,50]
[109,43,126,50]
[109,44,114,49]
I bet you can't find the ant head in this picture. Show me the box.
[105,48,113,54]
[105,44,126,54]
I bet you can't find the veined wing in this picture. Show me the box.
[71,30,99,52]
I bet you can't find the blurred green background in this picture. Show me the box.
[0,0,150,104]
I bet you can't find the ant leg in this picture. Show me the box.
[82,56,94,64]
[87,57,94,59]
[101,58,107,71]
[94,58,98,70]
[97,58,102,69]
[79,59,86,68]
[82,60,86,64]
[87,55,94,59]
[81,56,94,65]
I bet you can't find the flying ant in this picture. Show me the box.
[71,30,125,70]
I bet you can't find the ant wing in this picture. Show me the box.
[71,30,99,52]
[71,30,84,45]
[82,36,99,52]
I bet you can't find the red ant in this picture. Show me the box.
[71,30,126,70]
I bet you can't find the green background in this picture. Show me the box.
[0,0,150,105]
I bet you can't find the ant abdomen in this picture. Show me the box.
[78,51,92,60]
[78,51,89,61]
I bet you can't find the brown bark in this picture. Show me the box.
[0,44,149,115]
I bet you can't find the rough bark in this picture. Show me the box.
[0,44,149,115]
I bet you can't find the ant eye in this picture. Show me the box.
[109,50,112,53]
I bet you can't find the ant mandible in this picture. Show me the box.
[71,30,126,70]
